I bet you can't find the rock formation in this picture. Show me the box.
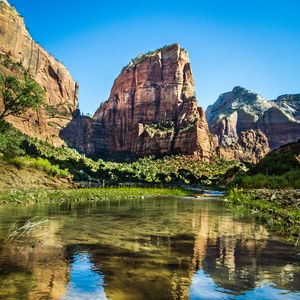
[206,86,300,162]
[63,44,213,160]
[0,0,78,145]
[216,129,270,163]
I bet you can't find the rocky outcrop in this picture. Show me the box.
[0,0,78,145]
[207,86,300,161]
[66,44,213,159]
[216,129,270,163]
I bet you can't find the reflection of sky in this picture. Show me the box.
[61,252,108,300]
[190,270,300,300]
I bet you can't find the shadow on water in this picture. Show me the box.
[0,197,299,299]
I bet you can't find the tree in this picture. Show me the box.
[0,73,45,120]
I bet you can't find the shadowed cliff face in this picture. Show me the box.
[63,44,213,160]
[206,87,300,162]
[0,0,78,145]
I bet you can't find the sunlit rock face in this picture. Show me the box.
[206,86,300,147]
[0,0,78,145]
[215,129,270,163]
[206,86,300,162]
[63,44,213,160]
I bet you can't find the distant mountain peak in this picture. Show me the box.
[232,86,249,93]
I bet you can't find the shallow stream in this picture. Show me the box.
[0,196,299,299]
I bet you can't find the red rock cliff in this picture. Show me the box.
[89,44,213,159]
[0,0,78,145]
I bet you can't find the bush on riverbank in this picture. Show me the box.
[231,140,300,189]
[226,188,300,242]
[233,169,300,189]
[8,156,71,178]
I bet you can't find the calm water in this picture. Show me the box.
[0,196,299,300]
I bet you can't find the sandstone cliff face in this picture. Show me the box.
[216,129,270,163]
[206,86,300,161]
[0,0,78,145]
[63,44,213,159]
[89,44,213,159]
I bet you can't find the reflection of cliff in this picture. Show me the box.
[86,200,300,299]
[191,206,300,294]
[0,220,69,300]
[0,199,299,300]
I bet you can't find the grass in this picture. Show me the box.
[225,188,300,243]
[6,217,49,244]
[7,156,71,178]
[0,187,192,205]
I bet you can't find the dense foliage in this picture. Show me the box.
[102,156,237,186]
[0,74,45,119]
[0,123,72,178]
[0,122,238,185]
[231,140,300,189]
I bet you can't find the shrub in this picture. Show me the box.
[8,156,71,178]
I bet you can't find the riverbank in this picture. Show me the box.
[225,188,300,243]
[0,159,73,190]
[0,187,192,205]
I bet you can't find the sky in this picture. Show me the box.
[8,0,300,115]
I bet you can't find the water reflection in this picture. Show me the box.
[0,221,69,300]
[62,252,107,300]
[190,270,300,300]
[0,197,299,299]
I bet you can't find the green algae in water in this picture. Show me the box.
[0,197,299,300]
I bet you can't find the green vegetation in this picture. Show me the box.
[0,123,72,178]
[0,121,238,186]
[0,121,26,158]
[103,156,237,186]
[144,121,175,137]
[226,188,300,243]
[233,169,300,189]
[0,187,192,205]
[44,103,72,118]
[124,44,175,69]
[8,156,71,178]
[0,74,45,120]
[0,54,24,72]
[231,140,300,189]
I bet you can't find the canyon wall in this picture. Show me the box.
[0,0,78,145]
[3,0,297,162]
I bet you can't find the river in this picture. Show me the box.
[0,196,299,299]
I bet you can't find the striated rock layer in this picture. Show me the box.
[207,86,300,162]
[64,44,213,160]
[215,129,270,164]
[0,0,78,145]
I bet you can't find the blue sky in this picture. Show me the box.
[8,0,300,114]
